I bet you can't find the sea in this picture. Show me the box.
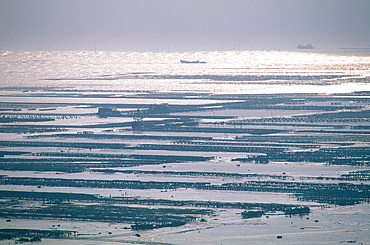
[1,50,370,245]
[1,50,370,95]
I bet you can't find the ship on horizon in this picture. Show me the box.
[297,43,315,49]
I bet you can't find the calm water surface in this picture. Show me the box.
[1,50,369,94]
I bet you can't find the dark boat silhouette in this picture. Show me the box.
[180,60,206,64]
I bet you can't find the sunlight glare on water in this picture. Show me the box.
[1,50,369,93]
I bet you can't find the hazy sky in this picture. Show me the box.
[1,0,369,51]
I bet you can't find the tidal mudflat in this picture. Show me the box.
[1,87,369,244]
[1,49,370,244]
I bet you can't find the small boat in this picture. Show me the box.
[180,60,206,64]
[297,43,315,49]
